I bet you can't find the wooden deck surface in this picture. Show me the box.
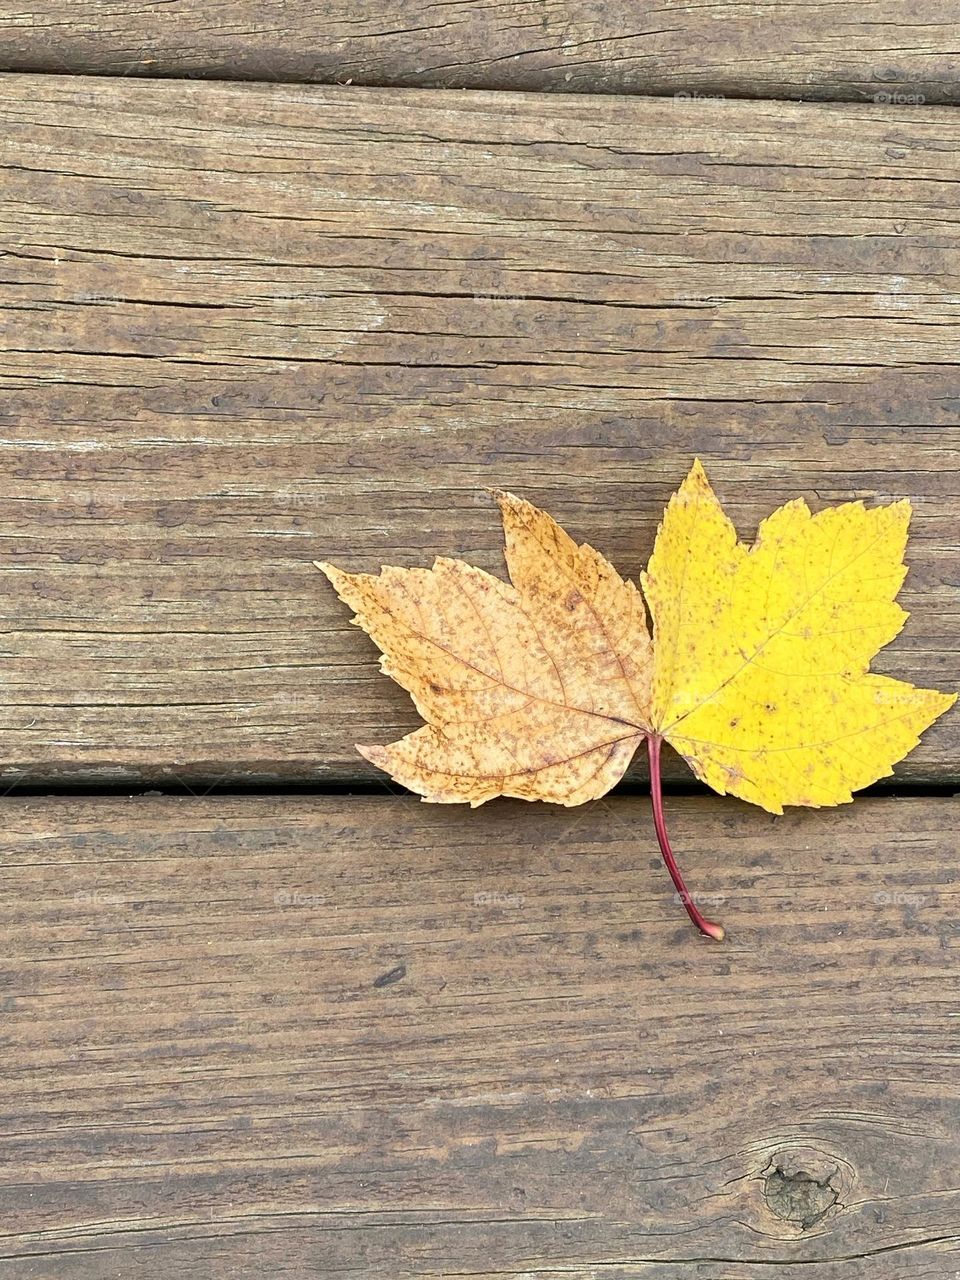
[3,78,959,789]
[3,2,960,103]
[4,796,960,1276]
[0,8,958,1278]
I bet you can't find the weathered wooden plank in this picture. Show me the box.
[1,77,958,787]
[1,795,958,1275]
[0,2,958,104]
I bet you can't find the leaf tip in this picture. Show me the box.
[688,456,713,489]
[490,486,524,512]
[317,558,358,587]
[357,743,388,769]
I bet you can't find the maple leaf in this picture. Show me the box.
[318,462,955,941]
[318,493,654,807]
[642,460,955,814]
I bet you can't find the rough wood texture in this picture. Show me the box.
[1,2,960,104]
[1,76,958,787]
[2,794,959,1275]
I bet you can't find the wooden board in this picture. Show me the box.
[2,794,959,1275]
[2,2,960,104]
[1,77,958,787]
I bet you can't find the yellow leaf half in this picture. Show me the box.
[641,459,956,814]
[317,492,653,806]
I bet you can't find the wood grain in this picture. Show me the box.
[1,1,959,104]
[1,76,958,787]
[1,794,959,1275]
